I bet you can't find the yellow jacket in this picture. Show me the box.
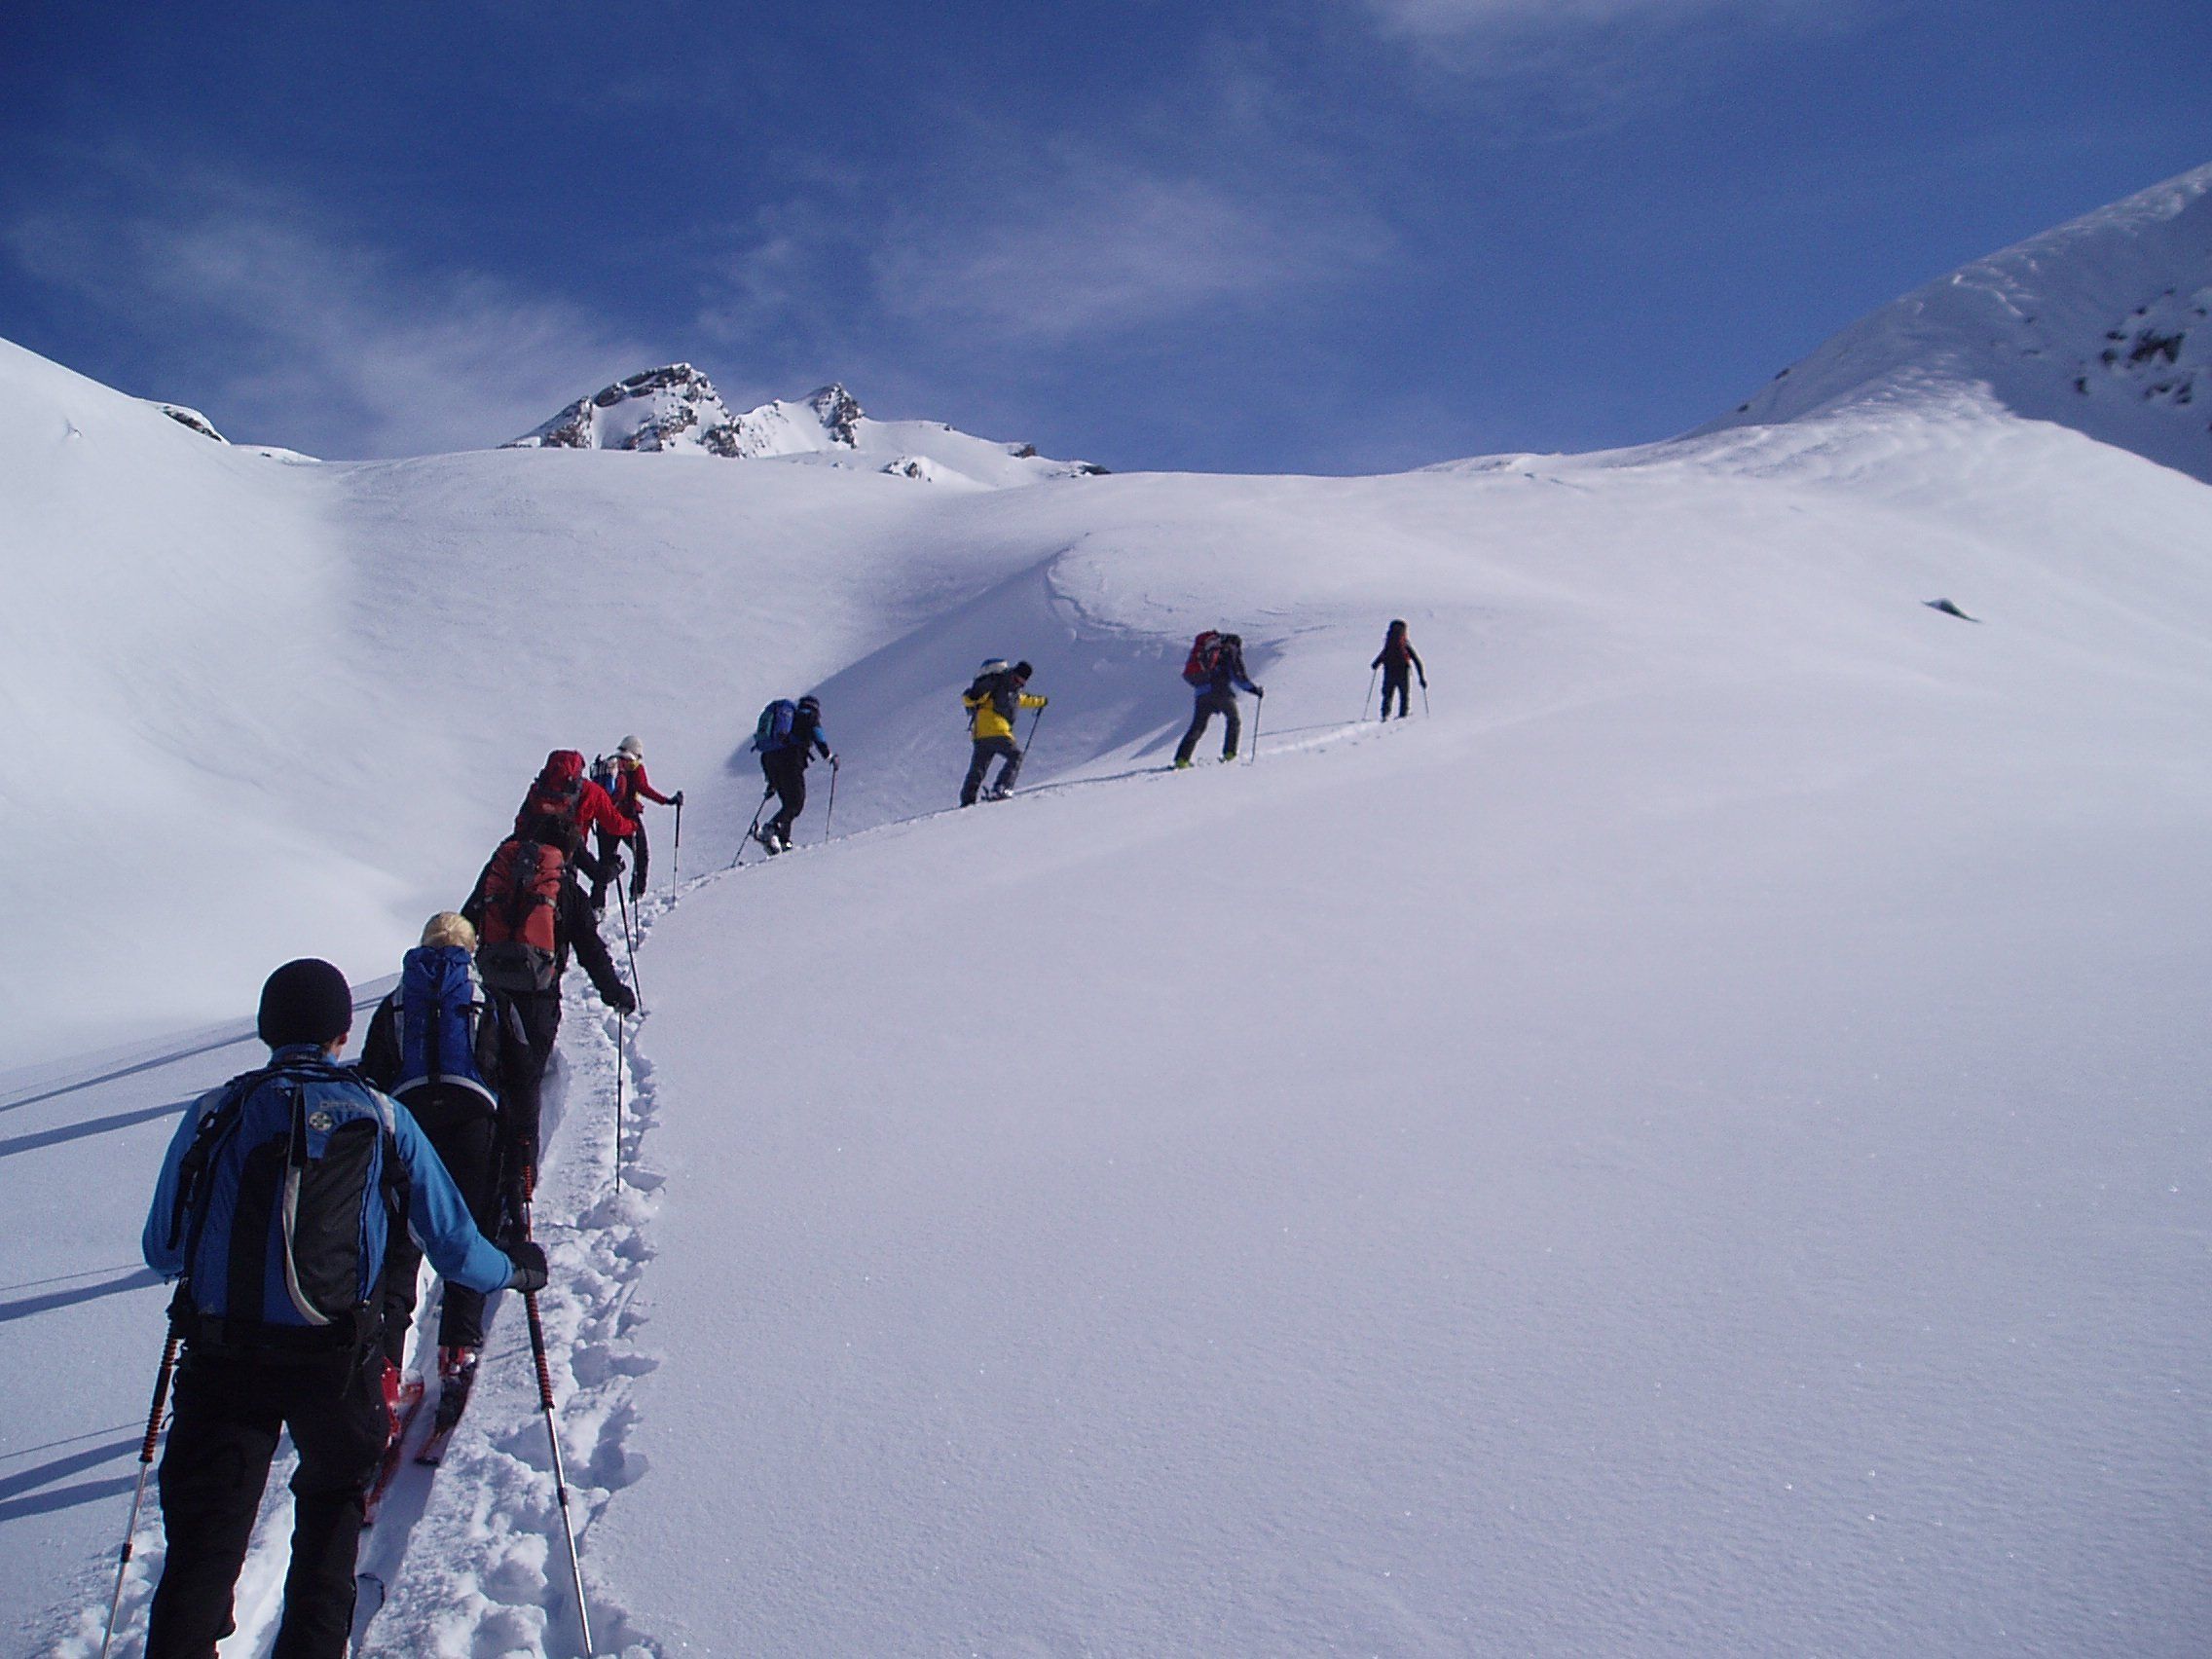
[965,686,1047,741]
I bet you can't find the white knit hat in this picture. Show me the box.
[616,734,644,759]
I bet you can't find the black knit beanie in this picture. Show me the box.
[1013,660,1033,680]
[257,958,353,1049]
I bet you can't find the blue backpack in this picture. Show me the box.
[164,1059,405,1338]
[753,699,797,753]
[394,945,497,1110]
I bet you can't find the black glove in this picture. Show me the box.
[505,1241,549,1295]
[673,790,685,807]
[604,852,625,880]
[1252,685,1266,698]
[607,983,638,1015]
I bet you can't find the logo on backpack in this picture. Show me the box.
[394,945,497,1108]
[477,837,564,993]
[1182,630,1225,686]
[753,699,797,753]
[166,1060,404,1338]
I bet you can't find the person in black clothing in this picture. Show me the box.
[756,695,836,853]
[1173,633,1263,767]
[461,810,634,1210]
[138,958,542,1659]
[1373,619,1426,720]
[359,912,527,1402]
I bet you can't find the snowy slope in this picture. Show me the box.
[9,164,2212,1656]
[1699,161,2212,484]
[507,365,1107,486]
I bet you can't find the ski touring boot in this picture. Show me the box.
[417,1346,481,1465]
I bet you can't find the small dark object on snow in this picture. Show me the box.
[1924,598,1981,623]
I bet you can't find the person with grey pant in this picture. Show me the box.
[1173,632,1263,767]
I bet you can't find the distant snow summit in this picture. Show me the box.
[505,364,1108,488]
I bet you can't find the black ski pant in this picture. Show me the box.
[381,1097,501,1364]
[1381,664,1411,719]
[589,819,648,908]
[1174,689,1241,764]
[494,988,563,1207]
[762,749,807,841]
[961,736,1021,804]
[147,1342,390,1659]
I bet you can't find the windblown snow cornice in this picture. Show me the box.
[1696,162,2212,484]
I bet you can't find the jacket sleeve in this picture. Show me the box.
[389,1098,516,1293]
[1372,648,1385,669]
[585,780,638,838]
[813,725,832,758]
[358,995,400,1092]
[142,1087,228,1276]
[1231,651,1259,694]
[1018,693,1047,711]
[561,883,631,1007]
[1409,646,1425,676]
[633,764,677,805]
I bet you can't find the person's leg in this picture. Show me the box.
[989,736,1023,793]
[1220,692,1242,759]
[588,827,615,910]
[269,1346,389,1659]
[628,820,650,900]
[771,756,807,841]
[1173,699,1211,765]
[424,1106,500,1349]
[499,991,561,1206]
[961,741,992,804]
[146,1353,283,1657]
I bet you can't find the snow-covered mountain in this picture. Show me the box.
[8,165,2212,1658]
[507,362,1108,487]
[1700,162,2212,482]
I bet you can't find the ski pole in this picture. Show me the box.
[1249,695,1263,764]
[613,878,641,1007]
[1420,681,1431,718]
[731,790,771,870]
[1021,704,1046,760]
[1363,666,1377,721]
[523,1283,595,1657]
[671,798,682,892]
[824,757,839,846]
[613,1013,625,1196]
[100,1328,181,1659]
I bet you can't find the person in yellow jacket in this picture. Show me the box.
[960,658,1048,805]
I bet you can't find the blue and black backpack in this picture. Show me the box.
[393,945,498,1111]
[753,698,797,753]
[164,1059,406,1343]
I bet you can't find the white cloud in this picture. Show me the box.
[875,166,1384,342]
[5,165,657,457]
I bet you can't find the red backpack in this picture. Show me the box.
[1181,630,1224,686]
[477,837,564,992]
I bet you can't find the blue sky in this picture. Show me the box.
[3,1,2207,472]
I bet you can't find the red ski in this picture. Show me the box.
[362,1378,425,1524]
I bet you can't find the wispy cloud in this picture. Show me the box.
[872,164,1387,343]
[1366,0,1828,39]
[4,161,656,457]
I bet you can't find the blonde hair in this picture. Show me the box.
[420,911,478,952]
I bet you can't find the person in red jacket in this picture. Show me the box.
[514,750,634,892]
[1372,619,1427,720]
[591,735,682,909]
